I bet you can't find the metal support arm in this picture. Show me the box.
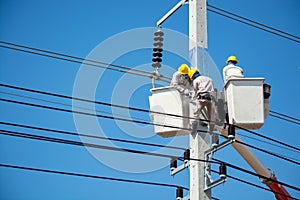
[156,0,188,27]
[204,177,226,191]
[171,161,190,176]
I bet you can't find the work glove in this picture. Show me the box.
[183,89,189,96]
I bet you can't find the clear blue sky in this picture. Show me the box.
[0,0,299,200]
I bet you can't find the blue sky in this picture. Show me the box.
[0,0,299,200]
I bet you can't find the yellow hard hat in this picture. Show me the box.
[226,56,238,64]
[178,64,190,75]
[188,67,199,80]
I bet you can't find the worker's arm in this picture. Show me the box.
[170,73,188,94]
[193,78,199,97]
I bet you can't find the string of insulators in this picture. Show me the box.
[152,30,164,68]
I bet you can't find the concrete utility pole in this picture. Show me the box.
[189,0,211,200]
[155,1,211,199]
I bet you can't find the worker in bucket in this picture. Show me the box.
[170,64,192,95]
[223,55,244,84]
[189,68,217,141]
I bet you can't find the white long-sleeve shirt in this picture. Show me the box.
[223,63,244,83]
[170,71,191,94]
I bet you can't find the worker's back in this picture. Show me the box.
[193,75,215,97]
[223,63,244,83]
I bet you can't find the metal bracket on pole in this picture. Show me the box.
[156,0,189,27]
[207,136,235,155]
[204,177,226,191]
[176,195,190,200]
[204,137,234,191]
[171,149,190,176]
[171,161,190,176]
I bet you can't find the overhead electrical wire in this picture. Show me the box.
[0,129,214,166]
[207,4,300,40]
[1,127,298,192]
[1,41,298,125]
[235,139,300,165]
[0,44,152,79]
[215,133,300,166]
[0,129,176,159]
[237,131,300,155]
[6,88,297,156]
[1,41,298,126]
[0,41,154,75]
[210,169,299,200]
[0,97,207,134]
[211,158,300,192]
[235,124,300,152]
[1,89,299,166]
[1,129,298,194]
[269,113,300,126]
[217,132,300,163]
[0,163,189,191]
[0,121,186,151]
[1,85,299,162]
[207,4,300,44]
[1,83,299,154]
[270,110,300,123]
[0,41,171,83]
[0,91,156,127]
[2,97,298,164]
[1,95,299,166]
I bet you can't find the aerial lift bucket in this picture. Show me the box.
[149,86,191,138]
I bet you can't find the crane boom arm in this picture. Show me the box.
[219,128,293,200]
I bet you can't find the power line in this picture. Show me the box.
[0,91,156,127]
[0,129,214,166]
[235,125,300,152]
[2,95,299,165]
[0,83,205,123]
[1,83,299,154]
[237,132,300,155]
[0,163,189,191]
[0,129,219,167]
[1,128,298,193]
[215,133,300,167]
[0,45,156,80]
[270,110,300,123]
[0,84,300,156]
[3,93,299,160]
[207,5,300,44]
[269,113,300,126]
[207,4,300,40]
[0,42,170,83]
[227,133,300,163]
[0,41,157,76]
[1,43,296,127]
[235,139,300,166]
[210,169,299,200]
[0,97,207,135]
[0,45,151,79]
[5,85,299,157]
[1,44,298,127]
[1,85,299,164]
[212,158,300,192]
[0,129,176,159]
[0,121,186,151]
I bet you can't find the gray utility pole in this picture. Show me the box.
[189,0,211,200]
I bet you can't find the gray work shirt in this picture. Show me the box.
[193,75,215,98]
[170,71,191,93]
